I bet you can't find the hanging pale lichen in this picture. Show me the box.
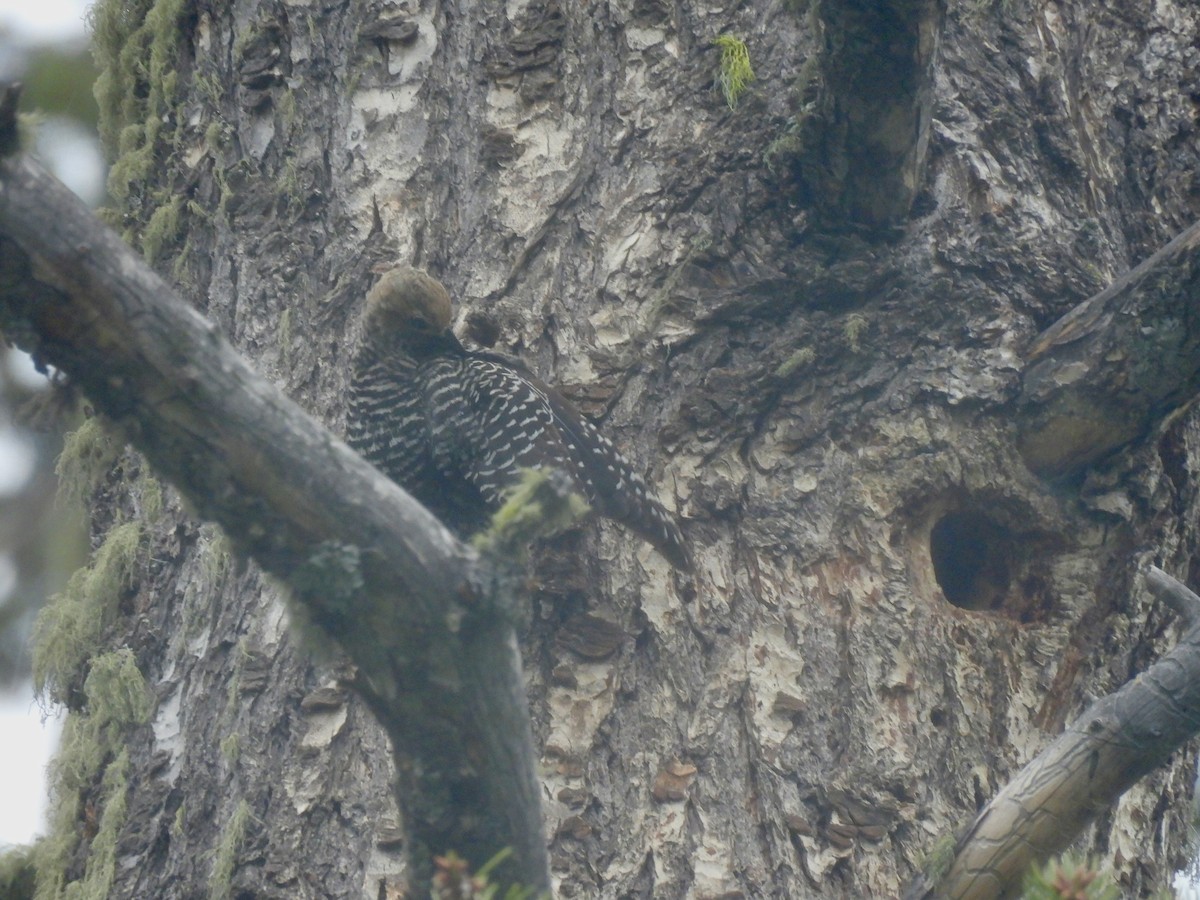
[35,650,151,900]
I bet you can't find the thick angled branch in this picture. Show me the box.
[1017,219,1200,479]
[906,565,1200,900]
[804,0,946,226]
[0,90,549,897]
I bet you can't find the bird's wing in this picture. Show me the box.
[472,353,691,569]
[424,356,581,507]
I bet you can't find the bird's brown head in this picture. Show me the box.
[363,267,453,349]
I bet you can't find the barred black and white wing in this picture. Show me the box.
[426,354,690,568]
[423,356,577,505]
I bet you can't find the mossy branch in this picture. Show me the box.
[0,127,551,895]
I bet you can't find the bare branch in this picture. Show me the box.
[1145,565,1200,630]
[1017,219,1200,478]
[0,107,549,896]
[906,563,1200,899]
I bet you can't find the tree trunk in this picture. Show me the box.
[21,0,1200,896]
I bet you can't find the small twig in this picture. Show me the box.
[1143,564,1200,630]
[0,82,22,158]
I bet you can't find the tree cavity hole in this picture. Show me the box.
[929,510,1012,611]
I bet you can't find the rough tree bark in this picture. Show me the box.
[7,0,1200,897]
[909,566,1200,899]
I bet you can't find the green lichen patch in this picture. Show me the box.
[136,471,165,522]
[918,833,957,884]
[91,0,186,173]
[71,748,131,900]
[713,35,755,110]
[82,648,153,732]
[843,313,868,352]
[219,731,241,765]
[208,800,251,900]
[472,469,589,563]
[141,194,185,265]
[55,418,120,511]
[775,347,815,379]
[37,747,133,900]
[199,524,234,585]
[89,0,189,258]
[764,123,804,175]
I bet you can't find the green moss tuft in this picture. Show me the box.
[219,732,241,765]
[775,347,815,378]
[199,525,234,585]
[843,313,868,352]
[764,125,804,174]
[73,749,131,899]
[31,570,102,705]
[713,35,755,110]
[36,717,87,899]
[137,472,165,521]
[472,469,589,563]
[919,833,957,883]
[208,801,252,900]
[83,648,153,731]
[37,748,132,900]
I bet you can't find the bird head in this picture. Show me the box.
[363,267,454,349]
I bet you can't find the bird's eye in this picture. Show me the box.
[406,315,428,330]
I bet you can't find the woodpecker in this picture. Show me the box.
[347,267,690,569]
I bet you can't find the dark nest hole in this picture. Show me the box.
[929,510,1014,612]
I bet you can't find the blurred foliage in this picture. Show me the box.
[0,27,100,689]
[0,359,88,688]
[1022,854,1121,900]
[17,43,99,128]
